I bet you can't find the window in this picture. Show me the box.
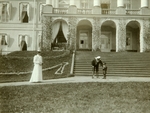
[0,34,8,46]
[80,0,90,9]
[0,2,11,22]
[19,3,30,23]
[1,35,7,45]
[126,32,131,46]
[18,35,29,51]
[124,0,131,9]
[100,0,110,14]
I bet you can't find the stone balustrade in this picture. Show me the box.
[126,10,140,15]
[53,8,68,14]
[102,9,116,15]
[43,6,149,15]
[77,9,92,14]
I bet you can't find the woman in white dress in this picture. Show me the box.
[30,50,43,83]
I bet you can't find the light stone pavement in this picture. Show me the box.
[0,76,150,87]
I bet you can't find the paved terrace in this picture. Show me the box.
[0,76,150,87]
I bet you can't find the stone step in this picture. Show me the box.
[73,51,150,76]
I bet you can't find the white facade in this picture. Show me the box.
[0,0,150,54]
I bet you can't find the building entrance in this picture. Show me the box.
[126,32,132,50]
[79,31,89,49]
[101,33,111,52]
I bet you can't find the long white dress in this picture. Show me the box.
[30,54,43,83]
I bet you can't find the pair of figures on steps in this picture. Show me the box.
[91,56,107,79]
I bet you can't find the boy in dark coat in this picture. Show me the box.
[91,56,103,78]
[102,62,107,79]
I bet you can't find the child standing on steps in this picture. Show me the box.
[102,62,107,79]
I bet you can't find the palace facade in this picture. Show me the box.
[0,0,150,54]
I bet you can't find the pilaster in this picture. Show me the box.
[92,0,101,14]
[68,5,77,14]
[140,8,150,15]
[141,20,150,52]
[116,0,126,15]
[92,17,101,51]
[43,4,53,13]
[116,19,126,52]
[116,7,126,15]
[92,6,101,14]
[42,16,52,51]
[68,17,77,50]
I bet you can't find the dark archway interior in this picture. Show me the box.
[126,21,140,52]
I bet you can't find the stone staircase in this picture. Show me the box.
[73,51,150,77]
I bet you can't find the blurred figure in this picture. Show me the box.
[91,56,103,78]
[102,62,107,79]
[30,50,43,83]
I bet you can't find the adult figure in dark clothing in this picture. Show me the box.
[91,56,103,78]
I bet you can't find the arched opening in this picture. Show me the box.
[77,20,92,50]
[101,21,116,52]
[126,21,140,52]
[51,20,68,50]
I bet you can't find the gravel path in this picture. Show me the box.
[0,76,150,87]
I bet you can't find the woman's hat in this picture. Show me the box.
[37,49,41,53]
[96,56,101,59]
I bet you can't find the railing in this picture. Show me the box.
[53,8,68,14]
[126,9,140,15]
[77,9,92,14]
[102,9,116,15]
[53,8,141,15]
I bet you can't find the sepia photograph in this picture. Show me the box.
[0,0,150,112]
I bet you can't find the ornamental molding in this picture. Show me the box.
[77,18,93,25]
[51,17,69,25]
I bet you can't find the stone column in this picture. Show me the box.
[46,0,52,5]
[68,17,77,50]
[116,0,126,14]
[140,20,150,52]
[116,19,126,52]
[42,16,52,51]
[0,37,1,55]
[94,0,100,7]
[141,0,148,8]
[70,0,75,6]
[92,0,101,14]
[117,0,124,7]
[92,18,101,51]
[43,0,53,13]
[68,0,77,14]
[140,0,150,15]
[55,0,59,8]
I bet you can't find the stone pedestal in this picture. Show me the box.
[43,4,53,13]
[68,5,77,14]
[140,8,150,15]
[116,7,126,15]
[92,6,101,14]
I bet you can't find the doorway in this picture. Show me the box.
[79,31,89,49]
[101,32,111,52]
[126,32,132,50]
